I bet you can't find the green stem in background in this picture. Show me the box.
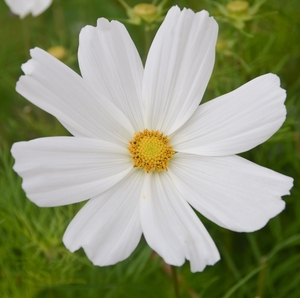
[21,16,31,56]
[143,24,152,63]
[171,265,180,298]
[236,30,249,82]
[223,265,264,298]
[256,256,267,298]
[52,0,67,42]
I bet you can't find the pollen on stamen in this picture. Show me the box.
[128,129,174,173]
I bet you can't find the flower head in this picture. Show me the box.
[11,6,293,272]
[213,0,268,30]
[5,0,52,18]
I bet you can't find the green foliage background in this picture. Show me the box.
[0,0,299,297]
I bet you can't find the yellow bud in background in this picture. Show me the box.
[226,1,250,17]
[47,46,67,61]
[133,3,158,22]
[119,0,168,26]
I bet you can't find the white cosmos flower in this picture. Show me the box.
[5,0,52,18]
[11,6,293,272]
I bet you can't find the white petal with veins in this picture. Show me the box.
[63,169,142,266]
[140,171,220,272]
[79,19,144,131]
[169,153,293,232]
[143,6,218,134]
[172,74,286,156]
[11,137,132,207]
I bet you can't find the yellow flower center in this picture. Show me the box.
[128,129,174,173]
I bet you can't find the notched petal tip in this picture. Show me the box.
[96,18,111,29]
[80,18,119,35]
[167,5,180,14]
[281,175,294,196]
[20,47,56,76]
[29,47,46,57]
[21,59,35,75]
[265,72,280,83]
[261,73,286,93]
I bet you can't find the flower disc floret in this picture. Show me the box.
[128,129,174,172]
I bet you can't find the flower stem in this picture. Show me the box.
[21,16,31,56]
[143,24,153,63]
[53,0,67,42]
[256,256,267,298]
[171,265,180,298]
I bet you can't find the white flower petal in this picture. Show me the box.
[11,137,133,207]
[78,19,144,131]
[5,0,32,18]
[17,47,134,147]
[142,7,218,134]
[140,171,220,272]
[168,153,293,232]
[4,0,52,18]
[171,74,287,155]
[63,169,143,266]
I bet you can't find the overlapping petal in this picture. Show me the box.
[142,6,218,134]
[171,74,287,155]
[168,153,293,232]
[63,169,143,266]
[11,137,132,207]
[17,48,134,147]
[78,19,144,131]
[140,171,220,272]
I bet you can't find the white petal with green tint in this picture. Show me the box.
[78,19,144,131]
[168,153,293,232]
[140,171,220,272]
[17,48,134,147]
[63,169,142,266]
[11,137,132,207]
[171,74,286,155]
[142,6,218,135]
